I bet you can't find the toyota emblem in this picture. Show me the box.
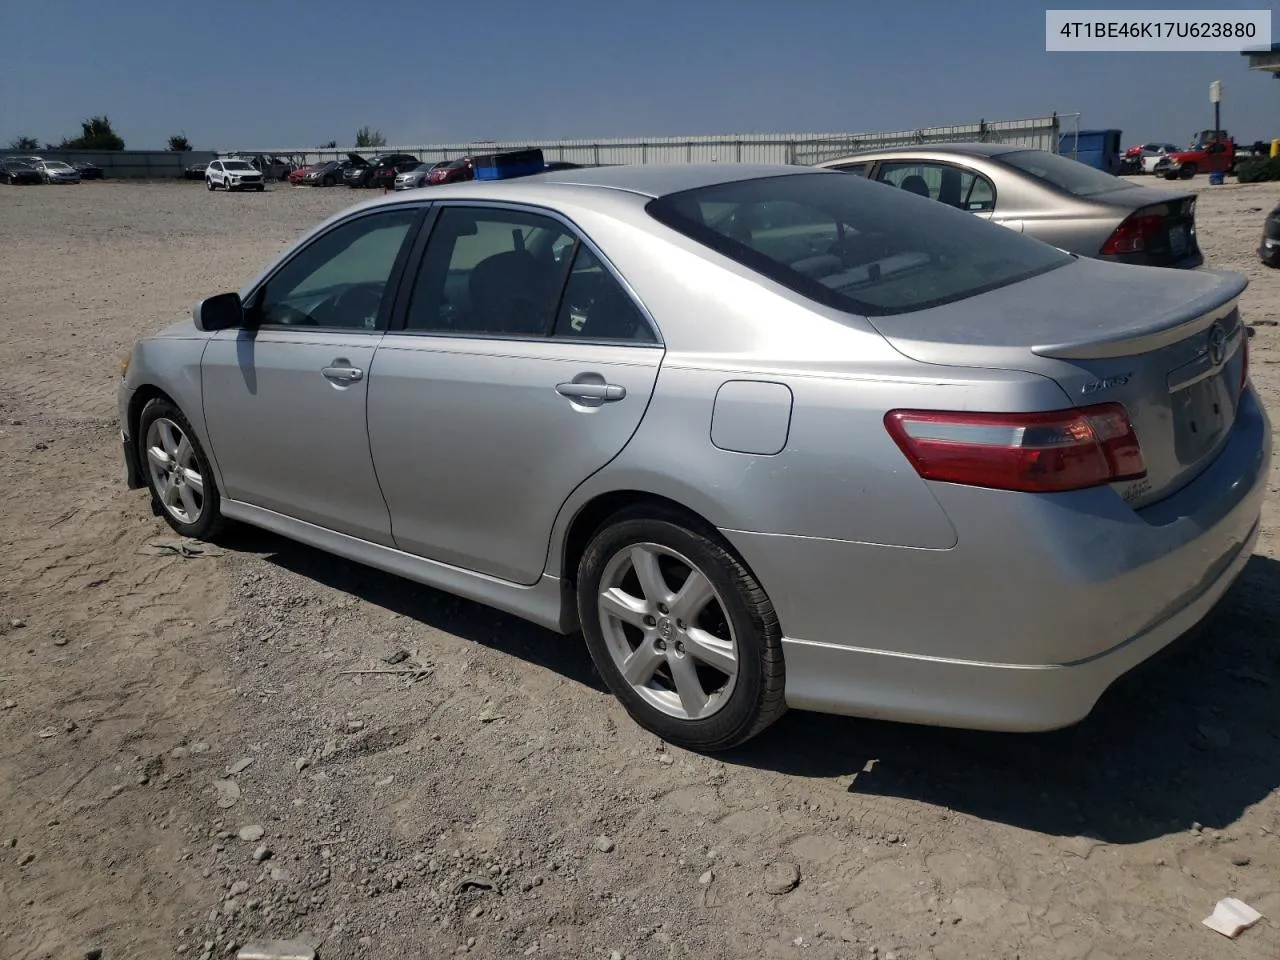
[1207,323,1228,367]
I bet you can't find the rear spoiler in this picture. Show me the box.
[1032,272,1246,360]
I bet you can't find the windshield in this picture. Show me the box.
[996,149,1129,198]
[646,172,1070,316]
[223,160,254,171]
[46,162,73,171]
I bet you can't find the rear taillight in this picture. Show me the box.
[1100,212,1165,256]
[885,404,1146,494]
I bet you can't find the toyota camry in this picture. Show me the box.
[117,157,1270,751]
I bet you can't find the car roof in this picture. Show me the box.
[519,162,818,198]
[818,141,1032,162]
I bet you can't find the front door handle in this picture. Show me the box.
[322,359,364,384]
[556,382,626,402]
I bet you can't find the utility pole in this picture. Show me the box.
[1210,80,1223,138]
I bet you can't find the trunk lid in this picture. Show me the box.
[869,258,1249,509]
[1101,187,1198,264]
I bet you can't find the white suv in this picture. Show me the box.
[206,159,266,192]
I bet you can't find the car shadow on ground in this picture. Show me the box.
[231,527,606,693]
[238,528,1279,844]
[732,553,1280,844]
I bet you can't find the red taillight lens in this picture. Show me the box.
[884,404,1146,494]
[1100,212,1165,256]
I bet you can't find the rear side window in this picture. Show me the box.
[645,172,1069,316]
[875,161,995,213]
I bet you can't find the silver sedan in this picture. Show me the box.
[816,142,1202,269]
[117,164,1269,750]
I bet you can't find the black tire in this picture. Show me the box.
[323,174,335,187]
[1180,163,1198,180]
[206,177,216,191]
[137,397,225,541]
[576,507,786,752]
[1163,170,1179,180]
[255,185,265,192]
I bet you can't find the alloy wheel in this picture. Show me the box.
[597,543,739,720]
[145,417,206,524]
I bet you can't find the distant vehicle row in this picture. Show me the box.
[1,156,104,184]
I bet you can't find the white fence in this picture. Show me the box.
[236,114,1073,168]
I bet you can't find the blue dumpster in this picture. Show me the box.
[1059,129,1123,174]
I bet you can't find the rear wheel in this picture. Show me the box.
[576,509,786,751]
[138,398,224,541]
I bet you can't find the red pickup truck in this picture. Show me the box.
[1155,134,1236,180]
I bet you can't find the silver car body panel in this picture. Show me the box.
[119,164,1271,732]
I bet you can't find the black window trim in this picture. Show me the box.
[871,157,998,213]
[241,204,429,336]
[385,199,664,347]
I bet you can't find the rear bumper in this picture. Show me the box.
[724,388,1271,731]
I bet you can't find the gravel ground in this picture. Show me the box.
[1,178,1279,960]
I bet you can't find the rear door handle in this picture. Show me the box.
[322,360,364,384]
[556,382,626,402]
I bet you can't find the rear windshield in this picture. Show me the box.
[997,149,1129,198]
[645,172,1070,316]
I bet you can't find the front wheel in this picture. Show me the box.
[1180,163,1198,180]
[323,174,335,187]
[576,510,786,752]
[137,398,224,540]
[206,178,216,191]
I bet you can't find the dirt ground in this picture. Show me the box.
[1,176,1278,960]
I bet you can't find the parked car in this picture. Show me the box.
[302,160,346,187]
[394,161,446,190]
[38,160,81,184]
[817,143,1202,269]
[288,163,315,185]
[1258,203,1280,267]
[117,160,1267,751]
[185,160,210,180]
[340,153,373,187]
[228,154,293,181]
[1153,136,1236,180]
[348,153,420,189]
[206,159,265,192]
[72,160,105,180]
[1,158,43,184]
[1136,143,1182,174]
[427,157,475,185]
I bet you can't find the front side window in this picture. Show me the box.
[254,210,418,330]
[646,172,1069,316]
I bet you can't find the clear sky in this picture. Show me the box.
[1,0,1278,150]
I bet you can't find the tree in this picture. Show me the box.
[354,126,386,149]
[8,136,39,151]
[167,132,191,152]
[59,115,125,150]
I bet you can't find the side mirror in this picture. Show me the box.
[193,292,244,331]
